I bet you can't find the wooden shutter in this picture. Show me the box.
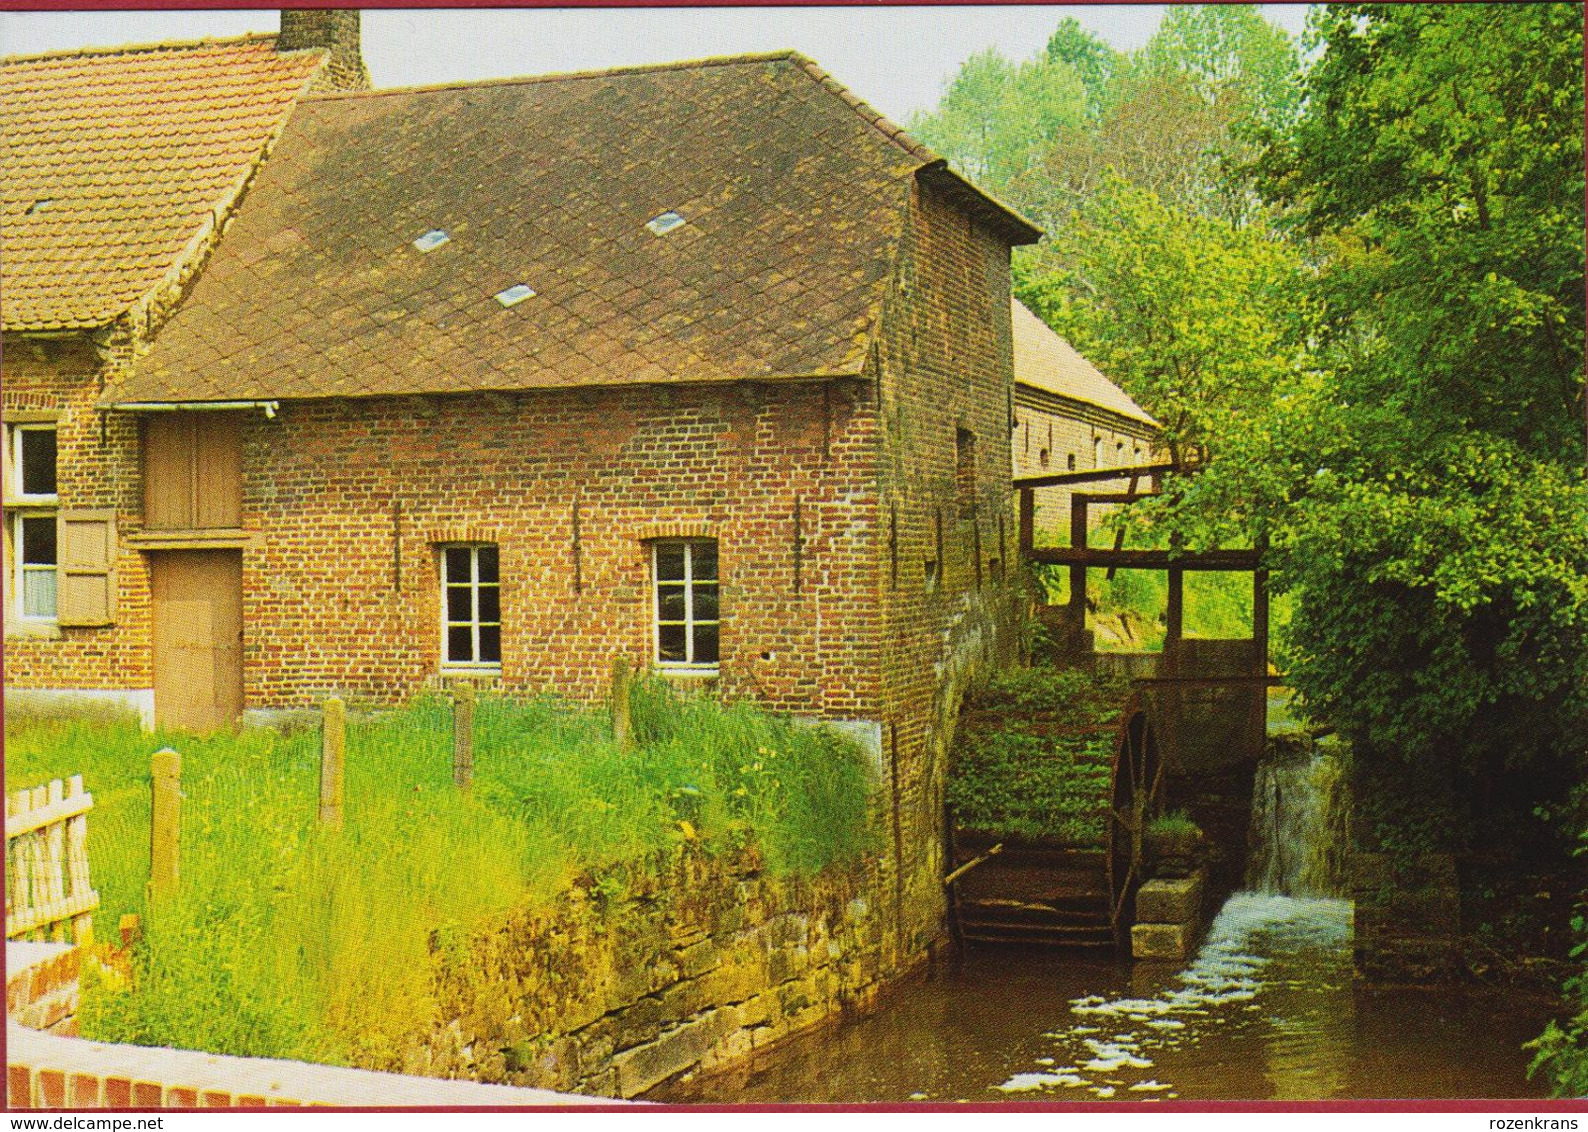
[56,509,116,626]
[142,413,242,530]
[143,415,193,529]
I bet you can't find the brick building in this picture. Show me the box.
[4,27,1040,953]
[1010,299,1159,537]
[1,15,367,725]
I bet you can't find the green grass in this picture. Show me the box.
[5,682,875,1068]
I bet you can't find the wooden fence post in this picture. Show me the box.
[452,682,475,789]
[149,748,181,898]
[611,658,633,751]
[319,697,346,828]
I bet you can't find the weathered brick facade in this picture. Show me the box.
[1013,390,1159,538]
[5,47,1042,964]
[3,337,153,717]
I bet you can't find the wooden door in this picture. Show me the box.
[150,550,243,732]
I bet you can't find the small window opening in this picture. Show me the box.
[646,211,687,236]
[494,284,535,307]
[1067,453,1077,471]
[654,539,720,669]
[441,544,501,668]
[923,559,940,593]
[11,424,58,499]
[25,199,54,216]
[1038,448,1050,469]
[1094,436,1104,467]
[413,229,451,252]
[15,514,57,621]
[955,428,976,518]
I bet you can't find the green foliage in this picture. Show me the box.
[948,666,1125,843]
[1526,832,1588,1097]
[1265,2,1585,459]
[1146,809,1201,839]
[6,689,874,1066]
[966,664,1127,723]
[1019,176,1313,458]
[909,47,1088,221]
[1151,4,1588,841]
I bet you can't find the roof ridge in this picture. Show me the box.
[1,31,283,67]
[780,50,940,165]
[304,49,803,103]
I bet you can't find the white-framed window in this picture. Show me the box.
[6,423,59,624]
[8,423,58,503]
[440,544,501,669]
[653,539,719,670]
[13,512,57,621]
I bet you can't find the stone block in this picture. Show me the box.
[1136,874,1203,924]
[610,1006,740,1098]
[1132,922,1193,961]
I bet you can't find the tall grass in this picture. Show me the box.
[5,683,874,1068]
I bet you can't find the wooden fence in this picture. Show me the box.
[5,775,99,944]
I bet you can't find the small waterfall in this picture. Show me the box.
[1247,735,1351,898]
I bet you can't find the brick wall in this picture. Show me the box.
[867,180,1026,954]
[2,334,152,693]
[1012,388,1159,540]
[235,378,880,717]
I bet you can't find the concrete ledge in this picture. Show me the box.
[1136,875,1203,924]
[7,1025,620,1108]
[1131,921,1193,961]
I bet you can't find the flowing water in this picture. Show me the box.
[654,738,1553,1103]
[653,892,1552,1103]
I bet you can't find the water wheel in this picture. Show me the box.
[1105,693,1166,947]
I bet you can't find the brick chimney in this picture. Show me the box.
[278,9,370,92]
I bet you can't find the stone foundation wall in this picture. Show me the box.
[416,844,911,1099]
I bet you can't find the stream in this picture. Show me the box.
[654,891,1554,1103]
[656,735,1555,1103]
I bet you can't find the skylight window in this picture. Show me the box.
[413,229,450,252]
[646,211,686,236]
[494,284,536,308]
[25,199,53,215]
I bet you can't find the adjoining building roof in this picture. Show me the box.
[1,35,329,332]
[1011,298,1158,429]
[109,51,1039,405]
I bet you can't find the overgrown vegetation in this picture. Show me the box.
[920,1,1583,1070]
[5,683,874,1068]
[947,666,1126,843]
[1525,832,1588,1098]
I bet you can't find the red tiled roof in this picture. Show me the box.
[109,52,1038,404]
[1,35,326,331]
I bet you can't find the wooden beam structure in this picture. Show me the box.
[1026,546,1262,571]
[1013,462,1176,490]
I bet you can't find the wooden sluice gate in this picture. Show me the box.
[945,462,1271,956]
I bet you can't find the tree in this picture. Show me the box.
[908,48,1086,219]
[1043,17,1121,116]
[1157,3,1587,858]
[1016,177,1309,462]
